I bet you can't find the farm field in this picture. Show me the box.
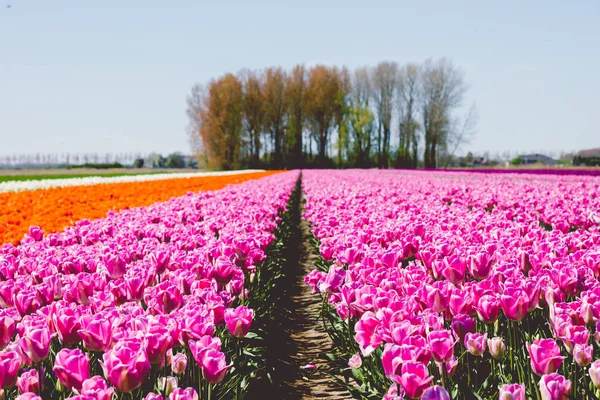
[0,168,599,400]
[0,170,278,245]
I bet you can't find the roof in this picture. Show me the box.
[578,148,600,158]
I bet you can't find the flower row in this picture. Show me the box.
[302,170,600,399]
[0,170,298,399]
[0,171,279,245]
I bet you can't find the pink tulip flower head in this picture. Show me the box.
[15,394,42,400]
[539,373,571,400]
[451,314,475,343]
[101,338,150,392]
[53,348,90,392]
[526,339,565,376]
[348,353,362,369]
[500,287,529,321]
[398,362,433,399]
[427,330,455,363]
[589,360,600,389]
[476,294,500,324]
[80,376,114,400]
[421,385,450,400]
[0,316,15,351]
[0,350,23,388]
[499,383,526,400]
[573,343,593,367]
[171,352,188,375]
[17,368,40,394]
[487,336,506,360]
[78,316,113,352]
[318,266,346,292]
[196,349,229,384]
[464,332,487,356]
[224,306,253,338]
[168,387,199,400]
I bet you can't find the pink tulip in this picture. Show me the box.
[464,332,487,356]
[101,338,150,392]
[354,311,382,356]
[421,385,450,400]
[195,349,229,384]
[104,254,127,280]
[539,373,571,400]
[427,330,455,363]
[398,362,433,399]
[573,343,593,367]
[144,393,163,400]
[589,360,600,388]
[80,376,114,400]
[469,252,493,280]
[224,306,253,338]
[158,376,178,396]
[500,287,529,321]
[0,316,15,351]
[79,316,113,352]
[0,350,23,388]
[348,353,362,369]
[487,336,506,360]
[19,327,51,364]
[146,325,174,365]
[171,352,187,375]
[168,387,199,400]
[318,266,346,292]
[499,383,526,400]
[476,294,500,323]
[53,348,90,391]
[51,306,82,346]
[527,339,564,376]
[17,368,39,394]
[451,314,475,342]
[15,394,42,400]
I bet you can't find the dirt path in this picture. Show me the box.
[248,198,349,399]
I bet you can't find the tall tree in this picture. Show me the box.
[263,67,287,167]
[346,67,374,167]
[421,58,467,169]
[199,74,244,170]
[239,69,265,167]
[305,65,344,164]
[285,65,306,168]
[372,61,398,168]
[396,63,420,168]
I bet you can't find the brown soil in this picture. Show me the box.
[248,200,349,400]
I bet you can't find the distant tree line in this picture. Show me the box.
[0,152,196,169]
[186,58,477,170]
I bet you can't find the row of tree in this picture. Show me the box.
[186,58,477,170]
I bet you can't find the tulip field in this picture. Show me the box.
[303,170,600,400]
[0,168,599,400]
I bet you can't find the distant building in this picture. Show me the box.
[518,154,556,165]
[578,148,600,158]
[574,148,600,167]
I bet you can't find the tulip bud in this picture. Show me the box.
[573,343,593,367]
[488,336,506,360]
[171,352,188,375]
[421,385,450,400]
[499,383,525,400]
[348,353,362,369]
[464,332,487,356]
[589,360,600,388]
[158,376,178,396]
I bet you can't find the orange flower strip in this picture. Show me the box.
[0,171,280,245]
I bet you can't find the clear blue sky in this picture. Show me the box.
[1,0,599,158]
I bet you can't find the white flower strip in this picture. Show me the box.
[0,169,266,193]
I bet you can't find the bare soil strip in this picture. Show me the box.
[248,197,349,399]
